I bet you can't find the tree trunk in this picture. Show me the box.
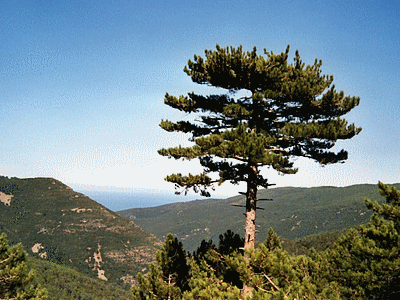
[243,164,258,297]
[244,174,257,250]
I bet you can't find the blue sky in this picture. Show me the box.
[1,0,399,199]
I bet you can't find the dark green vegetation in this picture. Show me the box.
[133,233,191,300]
[118,183,399,252]
[0,233,47,299]
[132,230,245,299]
[132,182,400,299]
[2,175,399,298]
[281,229,345,256]
[1,231,132,299]
[28,256,132,300]
[0,176,160,288]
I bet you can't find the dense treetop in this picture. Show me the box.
[159,45,361,195]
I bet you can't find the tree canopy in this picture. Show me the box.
[132,233,190,300]
[0,233,47,300]
[159,45,360,194]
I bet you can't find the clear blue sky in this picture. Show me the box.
[1,0,399,198]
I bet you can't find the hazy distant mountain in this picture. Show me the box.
[117,183,400,252]
[0,176,161,287]
[80,189,200,211]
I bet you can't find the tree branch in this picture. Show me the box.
[263,274,280,291]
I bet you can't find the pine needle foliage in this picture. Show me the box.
[132,233,190,300]
[131,183,400,299]
[320,182,400,299]
[0,233,47,300]
[182,260,242,300]
[159,44,361,193]
[158,45,361,257]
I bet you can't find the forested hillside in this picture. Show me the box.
[2,176,400,299]
[28,256,132,299]
[0,176,161,287]
[118,183,399,251]
[133,181,400,299]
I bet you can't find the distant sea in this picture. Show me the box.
[78,190,201,212]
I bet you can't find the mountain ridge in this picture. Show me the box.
[2,175,398,285]
[117,182,400,252]
[0,176,161,287]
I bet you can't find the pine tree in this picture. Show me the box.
[193,230,243,261]
[193,230,244,291]
[158,44,361,295]
[0,233,47,300]
[218,230,244,256]
[182,260,242,300]
[192,239,216,262]
[319,182,400,299]
[132,233,190,300]
[223,228,341,299]
[264,227,282,252]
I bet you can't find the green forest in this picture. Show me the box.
[2,181,400,299]
[132,181,400,299]
[118,183,387,253]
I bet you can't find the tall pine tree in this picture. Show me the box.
[321,182,400,299]
[132,233,190,300]
[0,233,47,300]
[158,45,361,296]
